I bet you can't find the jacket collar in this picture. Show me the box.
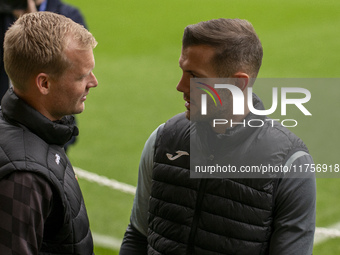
[1,88,78,146]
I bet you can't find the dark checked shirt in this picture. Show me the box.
[0,172,54,255]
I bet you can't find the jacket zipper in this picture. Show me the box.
[187,178,207,254]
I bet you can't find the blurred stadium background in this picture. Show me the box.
[63,0,340,254]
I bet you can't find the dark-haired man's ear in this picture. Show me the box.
[232,72,249,91]
[35,73,50,95]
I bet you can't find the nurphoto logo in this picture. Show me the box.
[193,79,312,128]
[190,78,338,179]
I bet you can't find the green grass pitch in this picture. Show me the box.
[63,0,340,254]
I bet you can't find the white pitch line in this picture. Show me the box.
[74,167,136,195]
[314,223,340,245]
[92,232,122,250]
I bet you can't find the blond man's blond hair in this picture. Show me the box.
[4,11,97,91]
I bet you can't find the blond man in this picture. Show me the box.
[0,12,97,254]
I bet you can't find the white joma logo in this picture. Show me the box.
[166,150,189,161]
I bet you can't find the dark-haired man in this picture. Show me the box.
[120,19,316,255]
